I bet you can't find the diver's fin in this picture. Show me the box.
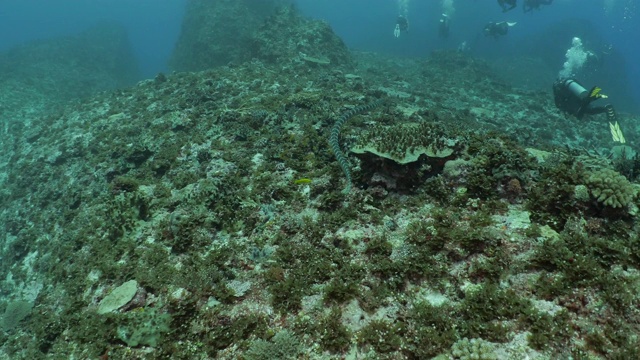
[588,86,608,99]
[609,121,625,144]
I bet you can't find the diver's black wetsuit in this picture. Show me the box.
[484,22,510,38]
[439,15,450,38]
[396,16,408,32]
[498,0,517,12]
[523,0,553,12]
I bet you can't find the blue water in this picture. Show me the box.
[0,0,186,79]
[295,0,639,109]
[1,0,637,109]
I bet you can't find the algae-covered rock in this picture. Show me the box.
[244,329,302,360]
[97,280,138,314]
[1,300,33,331]
[116,308,171,347]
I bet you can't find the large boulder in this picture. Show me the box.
[169,0,351,71]
[250,5,352,68]
[169,0,290,71]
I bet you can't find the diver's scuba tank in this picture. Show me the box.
[562,79,588,99]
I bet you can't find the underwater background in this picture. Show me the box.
[1,0,640,359]
[1,0,638,109]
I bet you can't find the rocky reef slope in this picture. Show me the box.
[0,15,639,360]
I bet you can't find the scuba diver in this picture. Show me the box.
[484,21,517,39]
[498,0,517,12]
[523,0,553,12]
[394,15,409,38]
[553,78,618,123]
[553,78,623,142]
[438,14,450,39]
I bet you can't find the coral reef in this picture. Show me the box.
[1,6,640,360]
